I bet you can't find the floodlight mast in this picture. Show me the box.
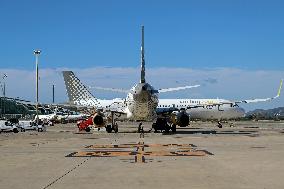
[1,74,7,117]
[34,50,41,125]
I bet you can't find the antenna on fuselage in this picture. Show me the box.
[140,25,146,84]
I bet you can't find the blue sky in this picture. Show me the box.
[0,0,284,70]
[0,0,283,111]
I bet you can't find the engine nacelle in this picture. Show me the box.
[171,110,190,127]
[92,112,106,127]
[77,112,107,132]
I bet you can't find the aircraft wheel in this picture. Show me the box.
[217,121,223,128]
[152,123,158,133]
[164,125,170,133]
[113,124,118,133]
[106,125,112,133]
[85,127,91,132]
[38,128,43,132]
[13,128,19,133]
[171,124,176,133]
[21,128,26,132]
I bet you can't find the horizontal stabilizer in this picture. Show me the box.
[89,86,129,93]
[158,85,200,93]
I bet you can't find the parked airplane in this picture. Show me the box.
[63,26,199,132]
[158,79,282,127]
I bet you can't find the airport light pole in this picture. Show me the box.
[0,74,7,118]
[34,50,41,124]
[3,74,7,116]
[52,84,55,104]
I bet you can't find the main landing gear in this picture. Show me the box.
[216,121,234,128]
[106,123,118,133]
[152,118,176,133]
[106,112,118,133]
[217,121,223,128]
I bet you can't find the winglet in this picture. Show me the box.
[277,79,283,97]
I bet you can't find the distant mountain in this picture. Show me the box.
[246,107,284,120]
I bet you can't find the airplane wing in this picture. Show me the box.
[233,79,282,104]
[208,79,283,106]
[158,85,200,93]
[90,84,201,94]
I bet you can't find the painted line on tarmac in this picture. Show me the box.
[42,158,90,189]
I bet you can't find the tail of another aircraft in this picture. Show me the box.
[62,71,101,107]
[140,25,146,84]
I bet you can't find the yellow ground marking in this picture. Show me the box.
[66,132,213,162]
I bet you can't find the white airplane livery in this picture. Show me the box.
[63,26,199,132]
[158,79,282,127]
[63,26,282,131]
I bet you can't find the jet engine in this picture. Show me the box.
[92,112,106,127]
[77,112,106,132]
[171,110,190,127]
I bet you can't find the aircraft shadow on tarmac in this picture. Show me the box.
[162,129,259,135]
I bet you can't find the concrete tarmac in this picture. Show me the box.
[0,121,284,189]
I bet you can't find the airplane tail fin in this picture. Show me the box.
[140,25,146,83]
[62,71,101,107]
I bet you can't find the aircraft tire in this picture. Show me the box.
[113,124,118,133]
[171,124,176,133]
[21,128,26,132]
[106,125,112,133]
[164,125,170,133]
[13,128,19,133]
[85,127,91,132]
[152,123,158,133]
[217,121,223,128]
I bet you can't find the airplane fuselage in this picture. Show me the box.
[75,83,159,121]
[125,83,158,121]
[77,97,245,121]
[158,98,245,120]
[187,106,245,120]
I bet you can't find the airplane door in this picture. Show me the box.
[172,104,175,108]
